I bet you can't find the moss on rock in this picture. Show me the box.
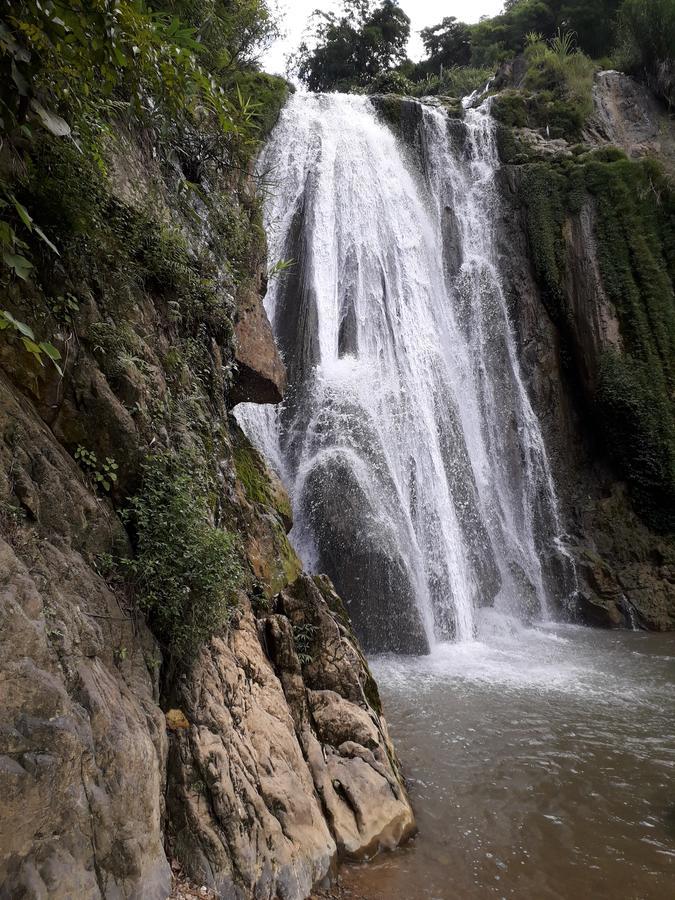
[517,153,675,530]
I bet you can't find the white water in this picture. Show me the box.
[238,92,574,650]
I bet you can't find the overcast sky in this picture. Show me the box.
[263,1,505,74]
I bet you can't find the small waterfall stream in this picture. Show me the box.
[238,92,573,652]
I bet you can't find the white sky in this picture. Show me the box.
[264,1,506,74]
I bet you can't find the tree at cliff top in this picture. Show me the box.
[618,0,675,106]
[294,0,410,92]
[409,0,623,74]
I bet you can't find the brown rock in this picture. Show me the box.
[231,286,287,405]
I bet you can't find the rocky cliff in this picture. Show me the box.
[491,70,675,630]
[0,108,414,899]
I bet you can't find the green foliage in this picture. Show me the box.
[617,0,675,105]
[0,0,279,306]
[409,67,492,100]
[229,70,289,137]
[420,16,472,69]
[120,450,242,661]
[598,351,674,530]
[48,292,80,327]
[0,0,257,142]
[0,309,62,373]
[74,445,119,492]
[232,427,293,525]
[22,135,236,344]
[295,0,410,92]
[154,0,280,71]
[293,622,319,666]
[367,68,413,95]
[489,33,595,139]
[468,0,622,66]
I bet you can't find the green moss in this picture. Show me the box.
[15,134,237,352]
[491,88,588,141]
[491,90,530,128]
[495,124,520,164]
[373,94,405,129]
[232,425,293,532]
[519,155,675,530]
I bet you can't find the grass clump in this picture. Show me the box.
[121,450,242,662]
[491,31,596,140]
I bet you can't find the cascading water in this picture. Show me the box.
[237,92,574,653]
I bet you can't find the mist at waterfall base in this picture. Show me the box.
[237,94,675,898]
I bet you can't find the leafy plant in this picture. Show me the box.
[267,257,294,279]
[119,450,242,662]
[549,28,577,59]
[293,622,319,666]
[49,292,80,326]
[74,445,118,492]
[0,309,62,373]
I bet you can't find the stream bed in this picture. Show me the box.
[342,620,675,900]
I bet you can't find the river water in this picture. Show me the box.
[342,621,675,900]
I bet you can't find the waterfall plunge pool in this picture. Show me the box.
[339,620,675,900]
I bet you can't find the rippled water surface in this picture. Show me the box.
[343,620,675,900]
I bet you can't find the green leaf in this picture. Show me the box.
[39,341,62,362]
[33,224,60,255]
[2,252,34,281]
[39,342,64,375]
[21,337,45,364]
[11,59,29,97]
[10,195,33,230]
[30,100,71,137]
[2,311,35,339]
[0,221,15,248]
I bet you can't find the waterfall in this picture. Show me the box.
[237,92,574,653]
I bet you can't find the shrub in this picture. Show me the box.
[410,66,493,99]
[367,69,413,95]
[121,451,242,662]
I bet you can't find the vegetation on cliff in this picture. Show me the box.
[0,0,290,665]
[518,153,675,531]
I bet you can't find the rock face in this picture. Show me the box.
[584,70,675,171]
[0,377,171,900]
[0,117,414,899]
[231,284,287,405]
[492,71,675,630]
[166,576,414,898]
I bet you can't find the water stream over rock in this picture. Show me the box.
[238,92,574,652]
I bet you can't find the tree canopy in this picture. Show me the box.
[293,0,672,106]
[295,0,410,92]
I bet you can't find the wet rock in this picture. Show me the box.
[274,574,417,859]
[0,507,170,900]
[301,454,429,654]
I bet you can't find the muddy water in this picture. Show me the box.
[343,618,675,900]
